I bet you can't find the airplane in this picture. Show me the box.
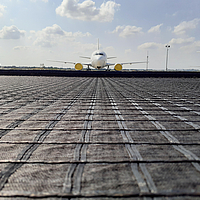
[48,40,148,71]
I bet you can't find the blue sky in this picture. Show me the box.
[0,0,200,70]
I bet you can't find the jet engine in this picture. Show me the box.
[114,63,122,71]
[75,63,83,70]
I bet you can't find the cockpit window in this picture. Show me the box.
[95,53,104,56]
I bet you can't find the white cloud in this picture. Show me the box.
[0,4,6,17]
[41,24,66,36]
[169,37,195,45]
[173,18,200,35]
[30,0,48,3]
[73,42,97,54]
[13,46,30,51]
[172,12,178,17]
[33,24,91,48]
[148,24,163,34]
[112,25,143,38]
[138,42,163,50]
[125,49,132,54]
[0,25,26,39]
[105,46,115,52]
[56,0,120,22]
[73,31,91,37]
[180,40,200,52]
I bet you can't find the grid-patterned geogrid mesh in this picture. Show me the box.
[0,76,199,199]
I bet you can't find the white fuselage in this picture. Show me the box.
[91,50,107,69]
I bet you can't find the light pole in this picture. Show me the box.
[146,51,149,71]
[165,45,170,71]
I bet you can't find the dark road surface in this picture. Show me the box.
[0,76,199,199]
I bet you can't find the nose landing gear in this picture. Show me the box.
[87,65,91,71]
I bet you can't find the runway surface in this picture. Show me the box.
[0,76,199,199]
[0,69,200,77]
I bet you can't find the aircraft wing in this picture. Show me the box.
[120,61,147,65]
[107,57,117,59]
[80,56,91,59]
[48,60,94,68]
[82,63,92,66]
[48,60,92,66]
[105,63,115,66]
[105,61,147,66]
[47,60,76,64]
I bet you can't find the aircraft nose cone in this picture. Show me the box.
[96,60,103,65]
[96,57,105,65]
[91,53,107,69]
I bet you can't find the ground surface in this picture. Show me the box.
[0,76,199,199]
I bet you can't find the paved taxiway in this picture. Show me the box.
[0,76,199,199]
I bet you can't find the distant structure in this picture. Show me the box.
[165,45,170,71]
[146,51,149,71]
[40,64,45,68]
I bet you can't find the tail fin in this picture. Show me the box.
[97,38,99,50]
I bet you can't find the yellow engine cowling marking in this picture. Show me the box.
[75,63,83,70]
[114,64,122,71]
